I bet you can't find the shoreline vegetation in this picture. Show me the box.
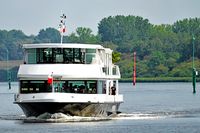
[0,61,199,83]
[1,77,199,83]
[0,16,200,82]
[120,77,200,82]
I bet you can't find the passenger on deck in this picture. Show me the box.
[73,85,78,93]
[79,85,85,93]
[111,86,116,95]
[92,88,97,94]
[69,83,74,93]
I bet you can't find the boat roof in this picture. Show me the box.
[23,43,104,49]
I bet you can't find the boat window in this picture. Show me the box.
[62,80,97,94]
[67,81,85,93]
[20,80,51,93]
[63,48,85,64]
[43,48,53,63]
[20,81,29,93]
[37,48,44,63]
[97,81,105,94]
[53,48,63,63]
[19,80,102,94]
[53,81,65,92]
[74,48,81,63]
[86,81,97,94]
[26,48,98,64]
[27,49,37,64]
[34,48,86,64]
[63,48,73,63]
[86,49,96,64]
[36,48,53,63]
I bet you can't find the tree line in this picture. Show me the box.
[0,15,200,81]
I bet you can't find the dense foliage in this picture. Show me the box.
[0,15,200,81]
[98,16,200,78]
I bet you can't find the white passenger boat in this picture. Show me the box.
[14,43,123,117]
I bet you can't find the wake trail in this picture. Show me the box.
[2,108,200,123]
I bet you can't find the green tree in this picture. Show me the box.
[67,27,101,43]
[155,64,169,77]
[147,51,166,69]
[112,51,121,63]
[98,15,152,45]
[173,18,200,35]
[36,27,60,43]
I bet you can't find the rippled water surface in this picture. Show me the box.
[1,82,200,133]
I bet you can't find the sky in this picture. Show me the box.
[0,0,200,35]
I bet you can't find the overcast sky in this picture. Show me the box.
[0,0,200,35]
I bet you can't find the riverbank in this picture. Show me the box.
[120,77,200,82]
[1,77,199,83]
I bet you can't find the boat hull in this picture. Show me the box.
[17,102,121,117]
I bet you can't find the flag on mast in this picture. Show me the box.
[58,13,66,44]
[58,14,67,33]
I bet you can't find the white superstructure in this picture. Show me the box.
[14,43,123,117]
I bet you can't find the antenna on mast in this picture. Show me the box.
[58,13,66,44]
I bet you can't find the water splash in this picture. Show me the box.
[23,113,111,123]
[114,109,200,120]
[22,112,167,122]
[2,108,200,123]
[113,113,165,120]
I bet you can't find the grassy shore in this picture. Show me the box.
[0,77,199,82]
[120,77,200,82]
[0,60,23,70]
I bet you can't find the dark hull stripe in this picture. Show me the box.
[17,102,120,117]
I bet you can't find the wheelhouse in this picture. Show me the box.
[23,43,103,65]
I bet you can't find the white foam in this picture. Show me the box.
[23,113,111,123]
[112,113,166,120]
[1,112,171,122]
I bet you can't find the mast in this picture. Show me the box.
[59,13,66,44]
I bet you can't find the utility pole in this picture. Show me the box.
[192,35,196,94]
[133,52,136,86]
[6,48,11,89]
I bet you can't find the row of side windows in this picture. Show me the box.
[26,48,96,64]
[20,80,106,94]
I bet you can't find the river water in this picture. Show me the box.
[1,82,200,133]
